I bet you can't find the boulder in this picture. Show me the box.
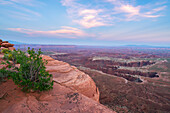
[1,43,14,48]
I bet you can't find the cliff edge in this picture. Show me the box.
[0,51,115,112]
[43,55,100,102]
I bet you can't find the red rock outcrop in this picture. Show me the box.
[1,43,14,48]
[0,80,115,113]
[0,39,15,51]
[0,54,114,113]
[41,55,100,102]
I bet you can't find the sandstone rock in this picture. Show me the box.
[0,55,113,112]
[41,55,55,61]
[41,55,100,102]
[0,47,6,50]
[1,43,14,48]
[0,80,115,113]
[1,48,9,52]
[0,39,2,42]
[2,41,8,43]
[8,47,15,51]
[0,54,4,58]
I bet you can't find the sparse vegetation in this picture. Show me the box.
[1,48,10,54]
[0,67,11,83]
[1,47,53,92]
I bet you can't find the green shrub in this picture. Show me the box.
[2,47,53,92]
[1,48,9,54]
[0,67,9,82]
[0,68,16,83]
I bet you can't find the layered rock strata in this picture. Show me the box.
[0,39,15,51]
[42,55,100,102]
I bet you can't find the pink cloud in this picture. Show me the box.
[61,0,167,28]
[61,0,112,28]
[76,9,107,28]
[8,27,93,38]
[110,0,166,20]
[115,5,140,16]
[114,4,165,20]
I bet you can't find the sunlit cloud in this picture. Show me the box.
[113,4,163,21]
[107,0,166,21]
[8,27,93,38]
[117,5,140,16]
[75,9,108,28]
[61,0,167,28]
[61,0,112,28]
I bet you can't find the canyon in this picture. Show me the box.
[2,43,170,113]
[0,41,115,113]
[38,45,170,113]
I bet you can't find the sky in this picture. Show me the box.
[0,0,170,47]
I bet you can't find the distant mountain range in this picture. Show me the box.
[125,45,155,47]
[125,45,170,48]
[7,40,170,48]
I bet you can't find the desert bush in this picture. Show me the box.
[0,67,9,82]
[0,67,16,83]
[1,48,9,54]
[2,47,53,92]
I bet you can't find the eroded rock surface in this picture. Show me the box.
[0,55,114,113]
[0,80,114,113]
[42,55,100,102]
[0,39,15,50]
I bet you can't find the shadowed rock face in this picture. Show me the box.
[0,55,113,113]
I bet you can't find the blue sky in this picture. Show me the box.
[0,0,170,46]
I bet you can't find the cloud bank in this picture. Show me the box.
[8,26,93,38]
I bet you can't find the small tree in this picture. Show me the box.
[2,47,53,92]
